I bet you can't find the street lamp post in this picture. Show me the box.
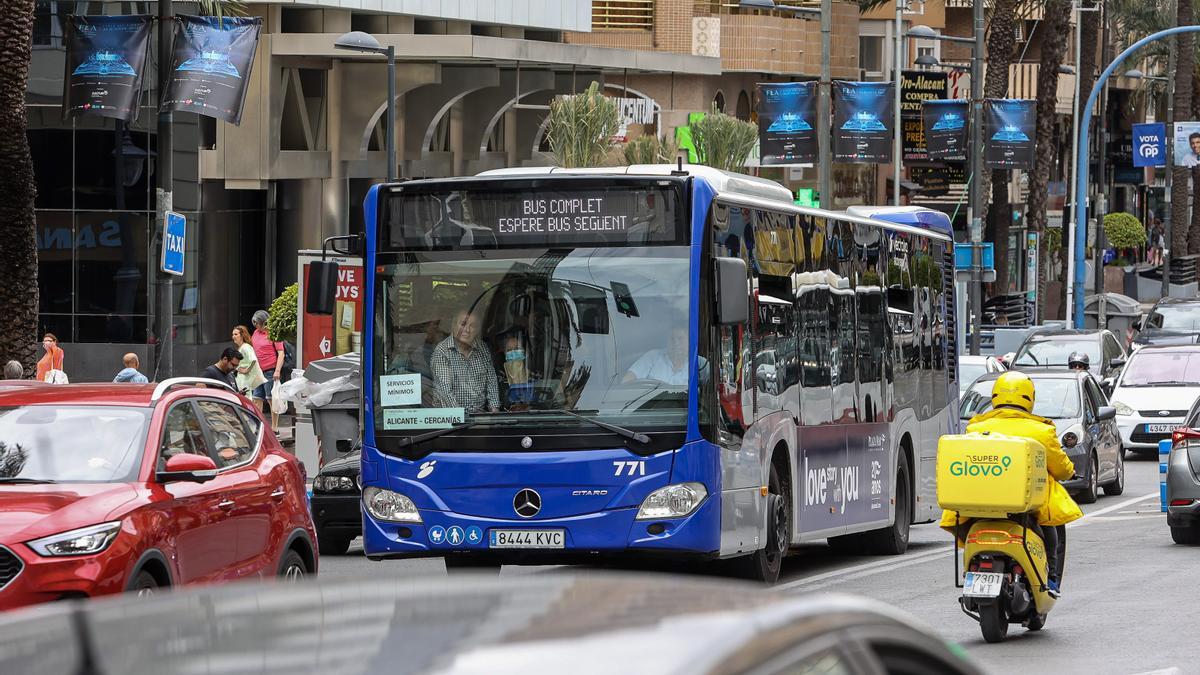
[894,0,906,206]
[1125,67,1174,300]
[1065,3,1100,327]
[907,23,981,354]
[336,31,396,183]
[155,0,174,380]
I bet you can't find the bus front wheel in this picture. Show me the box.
[733,462,790,585]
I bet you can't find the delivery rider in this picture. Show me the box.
[940,371,1082,597]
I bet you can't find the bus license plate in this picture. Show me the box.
[489,529,565,549]
[963,572,1003,598]
[1146,424,1176,434]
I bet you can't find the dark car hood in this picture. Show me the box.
[0,484,137,543]
[317,451,361,477]
[0,575,984,675]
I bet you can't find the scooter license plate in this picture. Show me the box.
[963,572,1004,598]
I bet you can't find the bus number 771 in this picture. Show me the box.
[613,461,646,477]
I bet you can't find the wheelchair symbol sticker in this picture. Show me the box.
[466,526,483,544]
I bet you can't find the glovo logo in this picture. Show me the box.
[950,455,1012,478]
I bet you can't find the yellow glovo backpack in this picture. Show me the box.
[936,432,1050,519]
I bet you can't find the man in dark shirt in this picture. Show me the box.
[201,348,242,389]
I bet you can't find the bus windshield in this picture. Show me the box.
[372,172,699,443]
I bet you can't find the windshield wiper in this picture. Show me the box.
[1144,380,1194,387]
[510,409,652,444]
[0,477,55,484]
[397,422,479,447]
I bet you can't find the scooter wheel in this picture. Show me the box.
[1026,612,1047,632]
[979,602,1009,643]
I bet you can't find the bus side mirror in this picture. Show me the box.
[715,257,748,325]
[306,260,339,316]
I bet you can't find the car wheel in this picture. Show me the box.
[1076,454,1099,504]
[1170,525,1200,545]
[278,550,308,581]
[317,534,353,556]
[733,462,790,585]
[129,570,159,599]
[1103,448,1125,496]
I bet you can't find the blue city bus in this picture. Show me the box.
[348,165,958,583]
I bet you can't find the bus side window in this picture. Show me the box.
[829,220,857,424]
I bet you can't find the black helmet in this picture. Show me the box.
[1068,351,1090,370]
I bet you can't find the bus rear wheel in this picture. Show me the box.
[733,462,789,585]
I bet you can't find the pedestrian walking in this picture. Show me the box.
[112,353,149,383]
[3,360,22,380]
[232,325,266,401]
[35,334,65,383]
[251,310,286,426]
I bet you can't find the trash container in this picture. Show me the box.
[1083,293,1141,334]
[304,352,360,466]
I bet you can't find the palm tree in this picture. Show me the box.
[0,2,38,375]
[1171,0,1194,257]
[1026,0,1072,322]
[984,0,1023,294]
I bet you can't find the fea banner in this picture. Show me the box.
[984,99,1036,170]
[162,15,263,125]
[900,71,947,161]
[922,99,969,162]
[62,15,152,121]
[757,81,819,165]
[1132,123,1166,168]
[832,81,894,163]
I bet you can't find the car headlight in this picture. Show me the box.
[362,487,422,523]
[1112,401,1134,416]
[27,521,122,557]
[636,483,707,520]
[314,476,357,492]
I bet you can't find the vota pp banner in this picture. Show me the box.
[63,15,152,121]
[922,99,968,161]
[757,81,818,165]
[984,99,1036,169]
[163,15,262,125]
[833,80,894,163]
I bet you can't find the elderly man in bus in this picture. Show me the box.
[622,324,708,387]
[431,308,500,412]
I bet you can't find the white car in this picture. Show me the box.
[1109,345,1200,456]
[958,354,1006,394]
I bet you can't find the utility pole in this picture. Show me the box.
[155,0,174,380]
[819,0,832,209]
[968,0,984,355]
[1163,29,1177,300]
[893,0,904,206]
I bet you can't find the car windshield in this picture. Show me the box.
[1146,305,1200,332]
[373,246,692,434]
[959,363,987,389]
[0,406,150,482]
[960,378,1081,420]
[1013,339,1099,368]
[1119,352,1200,387]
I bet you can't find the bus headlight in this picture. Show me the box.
[363,487,422,523]
[636,483,707,520]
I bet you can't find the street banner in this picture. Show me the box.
[162,15,262,125]
[984,99,1036,169]
[833,80,894,163]
[62,15,152,121]
[921,99,968,161]
[1172,121,1200,167]
[757,81,818,165]
[900,71,947,162]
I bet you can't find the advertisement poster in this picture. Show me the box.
[900,71,947,162]
[162,15,262,124]
[62,15,152,121]
[297,254,362,368]
[1172,121,1200,167]
[984,99,1036,169]
[757,81,819,165]
[833,81,894,163]
[922,99,968,161]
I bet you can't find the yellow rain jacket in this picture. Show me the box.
[939,407,1083,535]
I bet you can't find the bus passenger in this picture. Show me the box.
[431,309,500,412]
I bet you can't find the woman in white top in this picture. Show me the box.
[232,325,267,401]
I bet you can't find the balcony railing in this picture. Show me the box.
[593,0,655,30]
[694,0,821,16]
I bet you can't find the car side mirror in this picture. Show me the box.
[1097,405,1116,421]
[157,453,218,483]
[1101,377,1115,396]
[714,257,748,325]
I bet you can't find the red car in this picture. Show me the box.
[0,378,317,610]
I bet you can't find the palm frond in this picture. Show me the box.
[195,1,246,20]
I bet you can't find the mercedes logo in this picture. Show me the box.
[513,488,542,518]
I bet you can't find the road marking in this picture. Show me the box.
[778,491,1159,592]
[1130,669,1182,675]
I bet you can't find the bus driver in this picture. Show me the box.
[623,325,693,386]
